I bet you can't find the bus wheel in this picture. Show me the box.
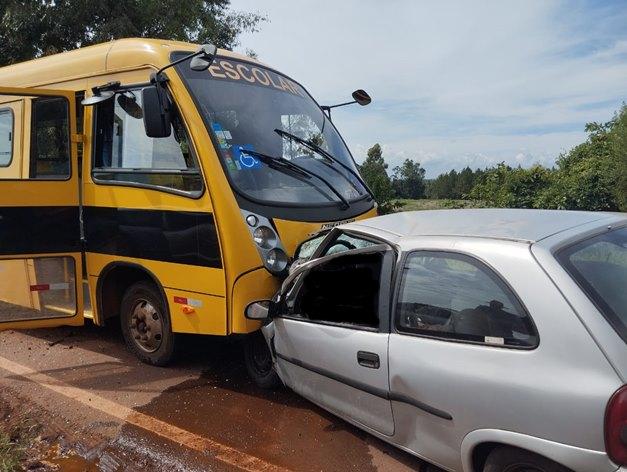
[120,281,176,366]
[244,330,281,389]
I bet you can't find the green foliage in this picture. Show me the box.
[615,107,627,211]
[533,113,623,211]
[426,166,484,199]
[0,432,21,472]
[391,158,426,199]
[359,143,398,213]
[442,105,627,211]
[395,198,486,212]
[469,163,553,208]
[0,0,266,66]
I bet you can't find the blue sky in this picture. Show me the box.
[230,0,627,177]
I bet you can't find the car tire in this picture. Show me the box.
[120,281,176,366]
[244,330,281,389]
[483,446,571,472]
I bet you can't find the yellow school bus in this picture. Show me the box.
[0,39,376,381]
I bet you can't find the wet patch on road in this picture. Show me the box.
[132,337,424,471]
[1,325,432,471]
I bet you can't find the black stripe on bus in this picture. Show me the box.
[83,207,222,269]
[275,351,453,421]
[0,206,80,255]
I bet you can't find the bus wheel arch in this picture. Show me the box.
[96,262,166,324]
[97,262,176,366]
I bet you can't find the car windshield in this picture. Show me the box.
[175,56,367,206]
[558,226,627,343]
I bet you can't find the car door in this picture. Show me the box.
[0,87,83,330]
[388,249,542,470]
[270,242,396,436]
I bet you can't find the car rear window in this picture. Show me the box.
[557,226,627,343]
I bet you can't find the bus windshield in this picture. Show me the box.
[175,56,368,206]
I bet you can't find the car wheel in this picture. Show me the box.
[120,281,176,366]
[244,330,281,389]
[483,446,571,472]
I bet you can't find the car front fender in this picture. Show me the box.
[260,321,276,361]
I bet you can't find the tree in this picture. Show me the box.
[359,144,397,213]
[0,0,266,66]
[614,105,627,211]
[454,166,476,197]
[469,163,553,208]
[427,169,457,199]
[391,158,426,199]
[466,106,626,211]
[535,106,625,211]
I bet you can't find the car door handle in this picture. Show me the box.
[357,351,380,369]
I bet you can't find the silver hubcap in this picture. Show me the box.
[130,299,163,353]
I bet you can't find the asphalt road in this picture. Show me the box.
[0,323,436,471]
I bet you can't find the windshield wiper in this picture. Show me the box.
[274,128,374,200]
[238,147,350,210]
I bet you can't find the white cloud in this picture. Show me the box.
[230,0,627,177]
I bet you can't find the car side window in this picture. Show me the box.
[93,90,202,194]
[396,251,538,348]
[283,251,384,330]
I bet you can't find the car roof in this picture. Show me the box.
[347,208,626,243]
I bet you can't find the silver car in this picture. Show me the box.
[247,209,627,472]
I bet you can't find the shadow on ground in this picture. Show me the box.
[7,324,437,471]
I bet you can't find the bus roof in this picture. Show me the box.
[0,38,262,88]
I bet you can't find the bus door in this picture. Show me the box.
[0,87,83,330]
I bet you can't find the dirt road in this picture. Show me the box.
[0,323,435,471]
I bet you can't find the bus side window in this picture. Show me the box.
[30,97,71,179]
[0,109,12,167]
[92,90,201,194]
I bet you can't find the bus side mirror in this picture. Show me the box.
[190,44,218,71]
[352,89,371,106]
[142,85,171,138]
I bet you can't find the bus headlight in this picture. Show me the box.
[253,226,277,249]
[265,249,288,273]
[241,211,290,277]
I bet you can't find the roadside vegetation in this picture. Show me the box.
[0,401,41,472]
[0,1,266,66]
[395,199,485,211]
[361,105,627,214]
[0,431,21,472]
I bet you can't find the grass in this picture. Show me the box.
[395,198,486,212]
[0,404,41,472]
[0,432,22,472]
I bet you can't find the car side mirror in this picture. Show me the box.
[245,300,272,320]
[142,85,171,138]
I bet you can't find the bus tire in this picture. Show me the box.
[120,281,176,366]
[244,330,281,389]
